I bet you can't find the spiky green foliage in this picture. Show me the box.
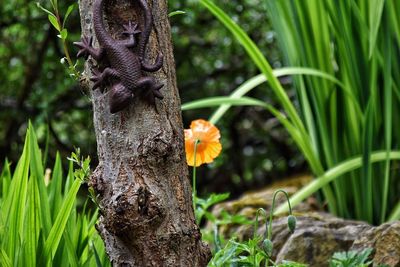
[265,0,400,224]
[0,123,110,267]
[185,0,400,224]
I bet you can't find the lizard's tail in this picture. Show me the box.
[93,0,114,44]
[138,0,153,59]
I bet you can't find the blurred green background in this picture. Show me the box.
[0,0,304,197]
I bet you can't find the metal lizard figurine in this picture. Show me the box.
[74,0,164,113]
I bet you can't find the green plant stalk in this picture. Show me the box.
[267,190,292,240]
[380,12,393,223]
[192,139,200,212]
[213,224,221,252]
[40,1,80,78]
[253,208,267,240]
[388,201,400,222]
[57,16,80,78]
[53,6,73,67]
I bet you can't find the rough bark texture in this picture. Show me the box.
[76,0,211,266]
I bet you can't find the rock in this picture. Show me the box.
[208,174,317,239]
[208,176,400,267]
[218,211,400,266]
[351,221,400,267]
[271,213,372,266]
[273,217,400,267]
[208,174,400,266]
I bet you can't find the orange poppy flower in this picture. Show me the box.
[184,119,222,167]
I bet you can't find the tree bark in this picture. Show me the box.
[76,0,211,265]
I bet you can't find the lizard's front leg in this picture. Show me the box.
[91,67,120,91]
[74,36,105,61]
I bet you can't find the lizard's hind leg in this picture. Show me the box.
[136,77,164,104]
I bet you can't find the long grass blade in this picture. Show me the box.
[39,178,81,266]
[0,249,12,267]
[368,0,385,58]
[0,159,11,198]
[274,150,400,215]
[182,96,266,110]
[200,0,326,177]
[25,175,40,267]
[49,153,63,221]
[3,129,30,259]
[388,201,400,221]
[380,13,393,223]
[206,67,360,125]
[28,122,52,236]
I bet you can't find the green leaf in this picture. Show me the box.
[48,14,60,32]
[388,201,400,221]
[28,122,52,237]
[0,159,11,197]
[49,153,63,222]
[168,10,186,17]
[0,249,11,267]
[3,127,30,260]
[201,67,358,125]
[25,176,40,267]
[63,4,76,27]
[58,29,68,40]
[62,229,79,267]
[209,239,239,267]
[93,244,104,267]
[182,96,266,110]
[368,0,385,58]
[39,178,81,265]
[36,2,55,17]
[50,0,58,11]
[64,160,74,194]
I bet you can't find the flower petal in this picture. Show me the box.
[184,119,222,167]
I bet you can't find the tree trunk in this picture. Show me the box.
[76,0,211,265]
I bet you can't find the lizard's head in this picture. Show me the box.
[109,83,133,113]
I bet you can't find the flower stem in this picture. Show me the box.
[192,139,200,211]
[267,190,292,240]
